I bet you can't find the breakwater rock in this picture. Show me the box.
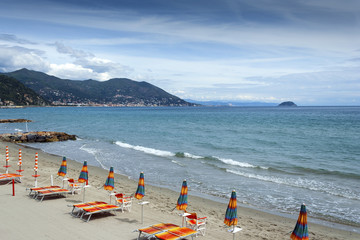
[0,131,76,143]
[0,119,32,123]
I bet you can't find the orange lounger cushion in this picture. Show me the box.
[139,223,179,235]
[155,227,197,240]
[0,173,23,180]
[73,201,107,208]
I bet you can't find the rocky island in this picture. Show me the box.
[278,101,297,107]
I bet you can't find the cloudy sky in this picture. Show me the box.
[1,0,360,105]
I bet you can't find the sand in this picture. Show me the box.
[0,141,359,240]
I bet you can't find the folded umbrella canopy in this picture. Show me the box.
[104,167,115,191]
[224,190,238,227]
[134,172,145,200]
[290,204,309,240]
[78,161,88,185]
[176,180,188,211]
[57,157,67,177]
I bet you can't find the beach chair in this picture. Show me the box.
[34,188,71,202]
[0,173,23,183]
[70,201,107,217]
[185,212,207,236]
[154,227,197,240]
[114,193,133,212]
[136,223,179,240]
[67,178,84,195]
[28,185,61,197]
[79,203,121,222]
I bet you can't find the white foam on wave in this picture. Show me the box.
[79,144,107,169]
[215,156,268,169]
[183,152,203,159]
[115,141,175,157]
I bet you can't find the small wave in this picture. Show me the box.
[115,141,175,157]
[171,160,184,167]
[226,169,360,200]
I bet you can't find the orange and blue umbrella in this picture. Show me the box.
[290,204,309,240]
[78,161,88,185]
[104,167,115,191]
[176,180,188,211]
[134,172,145,200]
[57,157,67,177]
[224,190,238,227]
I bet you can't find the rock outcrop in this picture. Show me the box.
[0,131,76,143]
[0,119,32,123]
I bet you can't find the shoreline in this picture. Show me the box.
[21,140,360,233]
[1,141,360,239]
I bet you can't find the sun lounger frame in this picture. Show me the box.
[34,188,71,202]
[71,201,121,222]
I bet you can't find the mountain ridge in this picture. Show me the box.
[2,68,194,107]
[0,74,48,106]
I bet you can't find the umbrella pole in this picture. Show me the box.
[82,185,86,203]
[233,225,235,240]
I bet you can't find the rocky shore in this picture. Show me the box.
[0,131,76,143]
[0,119,32,123]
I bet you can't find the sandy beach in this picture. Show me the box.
[0,141,359,240]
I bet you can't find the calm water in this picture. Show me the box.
[1,106,359,229]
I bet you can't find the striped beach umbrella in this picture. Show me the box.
[32,153,40,187]
[290,204,309,240]
[78,161,89,185]
[16,149,24,173]
[4,146,10,173]
[104,167,115,191]
[224,190,238,228]
[176,180,188,211]
[57,157,67,177]
[134,172,145,200]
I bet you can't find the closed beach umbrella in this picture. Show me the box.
[290,204,309,240]
[176,180,188,211]
[17,149,24,173]
[104,167,115,191]
[32,153,40,187]
[4,146,10,173]
[57,157,67,177]
[134,172,145,200]
[224,190,238,228]
[78,161,88,185]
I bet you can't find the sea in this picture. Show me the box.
[1,106,359,231]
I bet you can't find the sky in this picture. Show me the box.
[0,0,360,105]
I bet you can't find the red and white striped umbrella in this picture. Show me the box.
[32,153,40,187]
[17,149,24,173]
[3,146,10,173]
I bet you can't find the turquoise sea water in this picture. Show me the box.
[1,106,359,230]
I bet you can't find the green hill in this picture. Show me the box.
[0,75,48,106]
[3,68,193,106]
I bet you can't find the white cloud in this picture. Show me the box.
[0,45,49,72]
